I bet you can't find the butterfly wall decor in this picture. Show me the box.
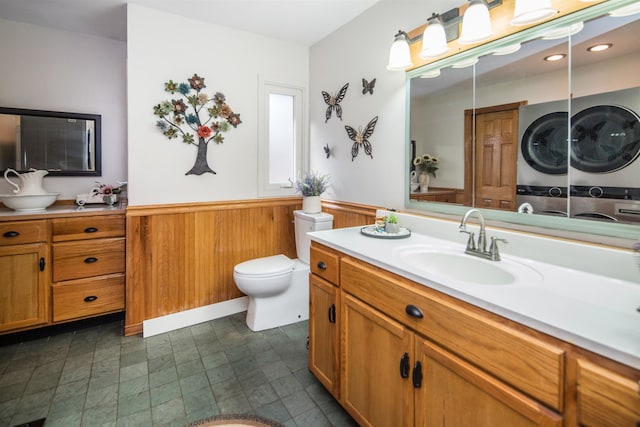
[323,144,331,159]
[322,83,349,123]
[345,116,378,161]
[362,78,376,95]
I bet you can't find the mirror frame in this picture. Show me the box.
[405,0,640,240]
[0,107,102,177]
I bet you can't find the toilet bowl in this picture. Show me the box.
[233,210,333,331]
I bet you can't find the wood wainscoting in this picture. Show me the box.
[125,198,378,335]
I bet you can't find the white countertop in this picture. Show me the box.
[0,203,124,220]
[309,224,640,370]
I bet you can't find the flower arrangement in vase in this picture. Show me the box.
[295,171,330,213]
[94,181,127,207]
[413,154,439,193]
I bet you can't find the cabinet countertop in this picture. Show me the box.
[0,204,125,221]
[309,226,640,370]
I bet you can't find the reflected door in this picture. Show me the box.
[474,108,519,210]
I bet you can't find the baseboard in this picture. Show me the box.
[142,297,249,337]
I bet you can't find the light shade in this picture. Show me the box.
[609,2,640,17]
[386,32,413,71]
[420,15,450,59]
[459,0,494,45]
[511,0,557,26]
[542,21,584,40]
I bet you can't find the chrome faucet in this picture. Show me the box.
[459,208,507,261]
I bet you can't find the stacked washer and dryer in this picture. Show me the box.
[516,87,640,223]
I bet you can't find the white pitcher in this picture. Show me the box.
[4,168,49,195]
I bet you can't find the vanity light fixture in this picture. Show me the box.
[459,0,494,44]
[420,69,442,78]
[386,31,414,71]
[511,0,557,26]
[608,2,640,17]
[587,43,613,52]
[544,53,567,62]
[491,43,521,55]
[452,56,479,68]
[420,14,450,59]
[542,21,584,40]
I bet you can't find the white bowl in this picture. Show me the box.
[0,193,60,211]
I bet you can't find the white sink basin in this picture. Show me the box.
[394,245,543,286]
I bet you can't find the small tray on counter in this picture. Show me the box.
[360,225,411,239]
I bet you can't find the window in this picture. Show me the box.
[258,81,305,197]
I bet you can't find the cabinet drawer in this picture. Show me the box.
[310,244,340,285]
[52,275,124,322]
[577,359,640,427]
[0,220,48,246]
[341,256,565,412]
[53,238,125,282]
[52,215,124,242]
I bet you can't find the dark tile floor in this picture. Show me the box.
[0,313,357,427]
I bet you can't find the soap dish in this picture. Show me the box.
[360,225,411,239]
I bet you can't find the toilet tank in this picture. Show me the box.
[294,210,333,264]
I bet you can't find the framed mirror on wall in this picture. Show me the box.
[0,107,102,176]
[406,1,640,239]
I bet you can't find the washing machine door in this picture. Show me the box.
[571,105,640,173]
[521,112,568,174]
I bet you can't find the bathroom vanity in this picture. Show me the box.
[308,211,640,426]
[0,205,125,334]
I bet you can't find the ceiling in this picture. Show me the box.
[0,0,384,46]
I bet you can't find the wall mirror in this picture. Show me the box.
[0,107,101,176]
[407,1,640,239]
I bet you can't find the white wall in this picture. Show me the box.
[126,5,309,206]
[0,19,127,199]
[309,0,460,210]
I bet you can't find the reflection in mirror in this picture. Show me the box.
[408,7,640,232]
[568,13,640,225]
[0,107,101,176]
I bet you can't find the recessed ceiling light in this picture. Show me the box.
[544,53,566,62]
[587,43,613,52]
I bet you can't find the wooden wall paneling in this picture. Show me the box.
[124,198,380,335]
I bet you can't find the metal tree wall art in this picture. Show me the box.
[322,83,348,123]
[345,116,378,161]
[153,74,242,175]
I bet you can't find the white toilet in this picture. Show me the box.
[233,210,334,331]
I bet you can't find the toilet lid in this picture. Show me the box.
[234,254,294,277]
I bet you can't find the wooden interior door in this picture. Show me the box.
[464,102,524,210]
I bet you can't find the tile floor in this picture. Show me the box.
[0,313,358,427]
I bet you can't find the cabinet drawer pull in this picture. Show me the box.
[400,352,410,379]
[328,304,336,323]
[39,257,45,271]
[84,227,98,233]
[317,261,327,270]
[405,304,424,319]
[3,230,20,238]
[412,361,423,388]
[84,295,98,302]
[84,257,98,263]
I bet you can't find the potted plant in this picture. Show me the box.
[413,154,439,193]
[385,213,400,233]
[295,171,330,213]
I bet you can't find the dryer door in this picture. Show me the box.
[521,112,568,175]
[571,105,640,173]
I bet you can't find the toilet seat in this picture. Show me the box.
[234,254,294,279]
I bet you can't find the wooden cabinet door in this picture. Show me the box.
[415,339,563,427]
[309,275,339,398]
[0,243,49,333]
[341,293,414,427]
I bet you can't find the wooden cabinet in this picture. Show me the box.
[0,220,50,333]
[0,212,125,334]
[576,359,640,427]
[308,243,640,426]
[309,244,341,399]
[51,215,125,323]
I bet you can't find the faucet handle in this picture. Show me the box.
[489,237,508,261]
[460,230,476,251]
